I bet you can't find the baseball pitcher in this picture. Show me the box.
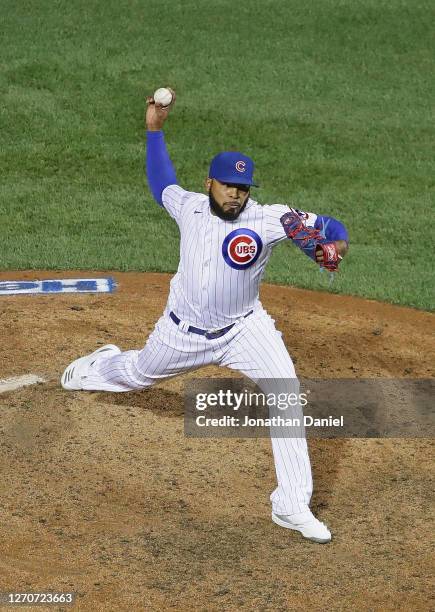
[61,89,349,543]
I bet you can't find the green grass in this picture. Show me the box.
[1,0,434,310]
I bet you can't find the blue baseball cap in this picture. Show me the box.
[209,151,259,187]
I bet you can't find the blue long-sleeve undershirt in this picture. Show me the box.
[146,130,178,206]
[314,215,349,242]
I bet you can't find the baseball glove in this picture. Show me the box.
[280,210,341,272]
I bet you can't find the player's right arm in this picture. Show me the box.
[145,89,193,223]
[145,89,178,206]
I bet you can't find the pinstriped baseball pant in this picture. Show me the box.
[83,308,313,515]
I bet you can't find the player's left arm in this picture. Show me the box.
[264,205,349,272]
[312,215,349,264]
[281,208,349,271]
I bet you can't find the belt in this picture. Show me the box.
[169,310,253,340]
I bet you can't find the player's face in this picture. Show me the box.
[206,178,250,221]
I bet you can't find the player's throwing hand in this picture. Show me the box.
[145,88,176,132]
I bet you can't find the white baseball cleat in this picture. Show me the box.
[271,509,332,543]
[61,344,121,391]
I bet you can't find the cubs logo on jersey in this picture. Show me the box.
[222,228,263,270]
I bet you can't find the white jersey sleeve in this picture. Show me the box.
[161,184,192,222]
[264,204,318,247]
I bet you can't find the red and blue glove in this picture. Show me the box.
[280,211,347,272]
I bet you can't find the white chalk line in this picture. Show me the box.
[0,374,46,393]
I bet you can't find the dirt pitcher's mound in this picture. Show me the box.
[0,271,433,611]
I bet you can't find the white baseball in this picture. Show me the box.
[153,87,173,107]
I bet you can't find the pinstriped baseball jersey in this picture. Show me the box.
[162,184,318,329]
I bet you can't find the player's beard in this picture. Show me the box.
[208,192,248,221]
